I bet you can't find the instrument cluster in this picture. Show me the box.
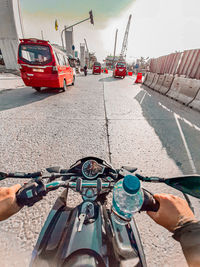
[82,160,105,180]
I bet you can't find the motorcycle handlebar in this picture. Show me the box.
[140,189,160,212]
[16,179,160,214]
[8,171,42,179]
[16,180,113,207]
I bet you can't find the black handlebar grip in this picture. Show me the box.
[140,189,160,212]
[16,181,46,207]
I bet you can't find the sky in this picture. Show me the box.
[20,0,200,63]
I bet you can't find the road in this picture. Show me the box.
[0,71,200,266]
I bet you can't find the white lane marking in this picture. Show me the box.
[174,113,197,173]
[140,91,147,104]
[0,77,21,80]
[159,102,200,132]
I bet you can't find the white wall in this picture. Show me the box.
[80,44,85,68]
[64,27,74,57]
[0,0,24,69]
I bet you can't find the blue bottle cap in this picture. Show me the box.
[123,175,140,194]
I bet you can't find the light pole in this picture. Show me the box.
[61,10,94,51]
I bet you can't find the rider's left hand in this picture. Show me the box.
[0,184,22,221]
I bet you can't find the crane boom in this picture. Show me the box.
[120,14,132,60]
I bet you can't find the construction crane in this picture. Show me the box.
[84,38,89,53]
[120,14,132,61]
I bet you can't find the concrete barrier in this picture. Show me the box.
[144,72,155,87]
[143,72,149,84]
[167,77,200,105]
[159,74,174,94]
[189,85,200,111]
[149,73,159,89]
[154,74,165,92]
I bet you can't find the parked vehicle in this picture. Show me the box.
[1,156,199,266]
[18,39,75,92]
[92,62,101,74]
[113,62,127,78]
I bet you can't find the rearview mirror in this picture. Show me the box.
[0,172,7,181]
[46,166,62,173]
[164,175,200,199]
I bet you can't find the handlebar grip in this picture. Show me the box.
[16,181,46,207]
[140,189,160,212]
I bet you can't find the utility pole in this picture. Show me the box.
[112,29,118,69]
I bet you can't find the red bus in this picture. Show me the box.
[113,62,127,78]
[18,39,75,92]
[92,62,101,74]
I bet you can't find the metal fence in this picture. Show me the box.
[149,49,200,79]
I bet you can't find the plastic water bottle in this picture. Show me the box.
[112,175,144,225]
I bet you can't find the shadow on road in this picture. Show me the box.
[0,87,63,112]
[135,86,200,174]
[99,76,121,82]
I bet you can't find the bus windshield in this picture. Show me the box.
[19,44,52,65]
[116,62,126,67]
[94,62,101,66]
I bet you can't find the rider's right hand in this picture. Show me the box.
[0,184,22,221]
[147,193,197,232]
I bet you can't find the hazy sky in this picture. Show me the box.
[20,0,200,62]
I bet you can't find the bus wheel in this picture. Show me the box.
[33,87,41,92]
[62,80,67,92]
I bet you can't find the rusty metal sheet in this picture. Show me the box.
[168,53,176,74]
[186,49,199,78]
[177,50,190,75]
[189,50,200,79]
[171,52,182,75]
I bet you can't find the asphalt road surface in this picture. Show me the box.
[0,72,200,266]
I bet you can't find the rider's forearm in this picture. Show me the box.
[173,221,200,267]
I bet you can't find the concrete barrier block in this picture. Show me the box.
[149,73,159,89]
[143,72,149,84]
[189,81,200,111]
[144,72,156,87]
[159,74,174,94]
[143,72,151,86]
[154,74,165,92]
[167,77,200,105]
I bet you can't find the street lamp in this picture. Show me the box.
[61,10,94,51]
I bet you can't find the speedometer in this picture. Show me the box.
[82,160,105,179]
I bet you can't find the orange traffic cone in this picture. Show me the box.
[135,73,142,83]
